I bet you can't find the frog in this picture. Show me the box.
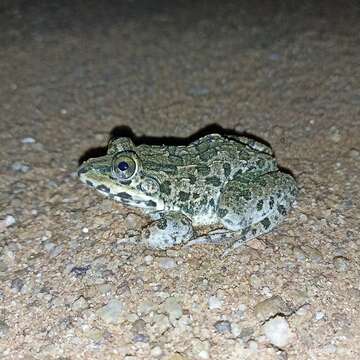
[77,133,297,252]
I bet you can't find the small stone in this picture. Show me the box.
[230,323,241,337]
[214,320,231,334]
[249,273,262,288]
[208,296,223,310]
[192,338,210,359]
[137,302,154,316]
[72,296,88,311]
[151,313,170,334]
[323,343,337,353]
[292,246,306,261]
[150,346,163,357]
[187,85,209,97]
[21,137,36,144]
[0,260,8,273]
[349,148,360,160]
[131,319,147,334]
[97,299,123,324]
[0,215,16,232]
[70,265,91,277]
[10,278,24,293]
[333,256,350,272]
[315,311,325,321]
[0,320,10,338]
[82,227,89,233]
[11,161,30,172]
[273,125,284,136]
[132,334,149,343]
[158,257,176,269]
[83,328,106,342]
[247,339,258,351]
[329,126,341,142]
[163,296,183,322]
[125,213,142,230]
[302,245,323,263]
[254,296,290,322]
[263,316,292,348]
[49,245,63,258]
[144,255,153,265]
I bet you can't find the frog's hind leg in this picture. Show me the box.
[186,172,297,254]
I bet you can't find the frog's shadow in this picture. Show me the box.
[78,124,295,177]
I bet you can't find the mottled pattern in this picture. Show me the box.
[78,134,297,250]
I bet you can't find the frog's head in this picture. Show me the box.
[77,138,165,211]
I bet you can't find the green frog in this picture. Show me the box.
[78,134,297,251]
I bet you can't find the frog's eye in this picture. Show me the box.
[112,152,137,181]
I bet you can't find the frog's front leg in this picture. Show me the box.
[141,211,194,249]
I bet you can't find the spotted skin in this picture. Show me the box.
[78,134,297,251]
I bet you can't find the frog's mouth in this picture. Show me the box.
[78,157,164,210]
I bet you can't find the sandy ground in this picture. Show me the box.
[0,1,360,359]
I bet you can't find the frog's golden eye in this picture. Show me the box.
[112,152,137,181]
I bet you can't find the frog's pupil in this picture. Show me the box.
[118,161,129,171]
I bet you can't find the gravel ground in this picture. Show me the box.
[0,1,360,359]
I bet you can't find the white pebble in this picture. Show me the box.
[21,137,36,144]
[144,255,153,265]
[158,257,176,269]
[0,215,16,232]
[163,296,183,322]
[97,299,123,324]
[208,295,223,310]
[263,316,292,348]
[315,311,325,321]
[82,227,89,234]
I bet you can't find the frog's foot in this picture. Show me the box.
[141,212,193,250]
[185,229,235,247]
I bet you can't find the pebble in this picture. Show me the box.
[132,334,149,343]
[158,257,176,270]
[137,302,154,316]
[163,296,183,322]
[49,245,63,258]
[125,213,142,229]
[0,215,16,232]
[349,148,360,160]
[329,126,341,142]
[11,161,30,172]
[192,338,210,359]
[230,322,241,337]
[131,319,147,334]
[0,320,10,338]
[214,320,232,334]
[187,85,210,97]
[273,125,284,136]
[150,346,163,357]
[292,246,306,261]
[70,265,91,277]
[144,255,153,265]
[71,296,88,311]
[302,245,323,263]
[10,278,24,293]
[21,137,36,144]
[333,256,350,272]
[96,299,123,324]
[263,316,292,348]
[151,313,170,334]
[208,295,223,310]
[254,296,290,322]
[315,311,325,321]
